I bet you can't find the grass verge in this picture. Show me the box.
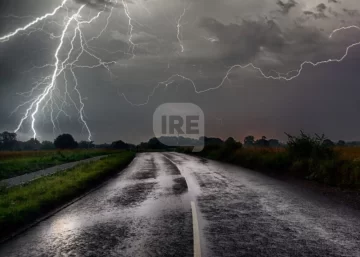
[190,148,360,189]
[0,151,135,239]
[0,149,119,180]
[178,133,360,189]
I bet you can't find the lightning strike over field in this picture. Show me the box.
[14,5,87,140]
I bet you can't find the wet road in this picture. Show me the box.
[0,153,359,257]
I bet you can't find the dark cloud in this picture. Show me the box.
[1,0,360,143]
[198,18,285,64]
[73,0,123,10]
[276,0,297,14]
[317,3,327,13]
[303,4,328,19]
[197,16,334,70]
[343,8,360,17]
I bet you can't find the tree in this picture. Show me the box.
[322,139,335,147]
[268,139,280,147]
[225,137,236,145]
[224,137,242,150]
[54,134,78,149]
[147,137,167,149]
[95,143,111,149]
[255,136,269,147]
[41,141,55,150]
[225,137,242,149]
[337,140,346,146]
[244,135,255,146]
[78,141,95,149]
[0,131,17,150]
[202,137,224,146]
[24,138,41,150]
[111,140,129,149]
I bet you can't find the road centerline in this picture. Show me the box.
[191,201,202,257]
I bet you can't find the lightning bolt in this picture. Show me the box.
[1,1,121,141]
[203,36,219,43]
[0,0,68,42]
[122,0,136,58]
[329,25,360,38]
[14,5,87,140]
[121,25,360,105]
[2,1,360,139]
[177,7,187,53]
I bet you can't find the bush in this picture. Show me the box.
[191,131,360,189]
[286,131,335,161]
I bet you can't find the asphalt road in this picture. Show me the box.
[0,153,359,257]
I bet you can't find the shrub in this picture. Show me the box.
[286,131,335,161]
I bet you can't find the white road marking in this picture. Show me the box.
[191,201,202,257]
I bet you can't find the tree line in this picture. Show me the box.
[0,132,135,151]
[0,130,356,152]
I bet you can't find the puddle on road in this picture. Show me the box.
[131,157,158,180]
[110,182,158,207]
[54,220,132,257]
[140,210,193,257]
[172,177,188,195]
[162,155,181,175]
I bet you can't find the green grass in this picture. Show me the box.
[0,149,118,180]
[0,151,135,239]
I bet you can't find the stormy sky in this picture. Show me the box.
[0,0,360,143]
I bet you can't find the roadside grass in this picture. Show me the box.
[0,151,135,239]
[225,148,359,188]
[0,149,119,180]
[180,134,360,189]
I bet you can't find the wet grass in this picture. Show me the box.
[0,149,119,180]
[227,148,360,188]
[0,151,135,239]
[184,146,360,189]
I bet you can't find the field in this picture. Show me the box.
[0,152,135,239]
[0,149,120,180]
[335,147,360,161]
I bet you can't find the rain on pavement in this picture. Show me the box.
[0,153,359,257]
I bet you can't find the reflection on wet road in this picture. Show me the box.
[0,153,359,256]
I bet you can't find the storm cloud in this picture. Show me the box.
[73,0,121,9]
[0,0,360,143]
[277,0,298,14]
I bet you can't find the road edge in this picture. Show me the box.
[0,154,136,245]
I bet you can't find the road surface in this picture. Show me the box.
[0,153,359,256]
